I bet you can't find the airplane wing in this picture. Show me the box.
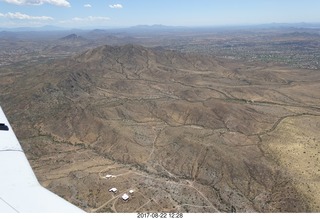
[0,106,85,213]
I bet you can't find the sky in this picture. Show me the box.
[0,0,320,28]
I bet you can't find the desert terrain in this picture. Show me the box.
[0,27,319,212]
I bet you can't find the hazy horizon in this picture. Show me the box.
[1,22,320,31]
[1,0,320,29]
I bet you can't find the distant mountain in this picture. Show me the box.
[1,22,320,34]
[129,24,187,32]
[0,25,66,32]
[0,31,18,40]
[131,24,176,29]
[59,33,88,42]
[37,25,67,31]
[280,31,320,38]
[254,22,320,29]
[42,33,93,54]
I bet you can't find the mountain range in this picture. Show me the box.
[0,44,319,212]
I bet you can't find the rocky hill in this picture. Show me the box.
[60,34,86,41]
[0,44,319,212]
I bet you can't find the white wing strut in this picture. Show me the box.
[0,106,85,213]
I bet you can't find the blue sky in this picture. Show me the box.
[0,0,320,28]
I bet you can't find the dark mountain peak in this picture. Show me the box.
[74,44,218,73]
[60,33,87,41]
[74,44,150,63]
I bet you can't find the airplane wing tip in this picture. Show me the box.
[0,106,85,213]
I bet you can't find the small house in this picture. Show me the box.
[122,193,129,201]
[109,188,118,193]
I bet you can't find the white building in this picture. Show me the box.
[109,188,118,193]
[105,174,116,179]
[122,193,129,201]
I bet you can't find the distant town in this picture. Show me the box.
[1,25,320,69]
